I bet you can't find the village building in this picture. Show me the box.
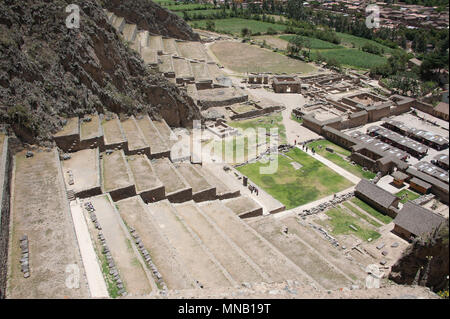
[393,202,446,241]
[354,179,400,218]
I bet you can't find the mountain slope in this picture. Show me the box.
[0,0,200,143]
[102,0,200,41]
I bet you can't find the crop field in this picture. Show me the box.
[336,32,398,55]
[164,3,215,11]
[210,41,315,73]
[280,35,342,50]
[190,18,295,35]
[236,148,353,209]
[310,48,387,69]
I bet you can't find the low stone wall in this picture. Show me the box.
[139,186,166,203]
[350,152,377,171]
[229,106,281,121]
[76,186,102,199]
[198,95,248,109]
[0,137,12,299]
[108,185,137,202]
[192,187,216,203]
[166,188,193,203]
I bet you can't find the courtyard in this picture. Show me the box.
[236,147,354,209]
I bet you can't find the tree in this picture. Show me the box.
[241,27,251,38]
[206,20,215,31]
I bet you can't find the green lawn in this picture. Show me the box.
[190,18,297,35]
[280,35,342,50]
[229,114,286,144]
[306,140,376,180]
[291,113,303,124]
[208,114,286,164]
[237,148,354,209]
[395,189,421,204]
[351,198,393,224]
[320,207,381,242]
[342,202,382,228]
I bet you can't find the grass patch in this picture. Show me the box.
[208,114,286,164]
[280,34,342,50]
[291,113,303,124]
[97,246,120,298]
[320,207,381,241]
[236,148,353,209]
[351,198,393,224]
[229,113,286,144]
[342,202,382,228]
[395,189,421,204]
[306,140,376,180]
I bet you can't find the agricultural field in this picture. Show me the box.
[280,35,342,50]
[164,3,215,11]
[318,207,381,242]
[236,148,354,209]
[173,9,231,19]
[336,32,399,55]
[190,18,295,35]
[210,41,315,73]
[310,48,387,69]
[306,140,376,180]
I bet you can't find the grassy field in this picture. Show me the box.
[164,3,215,11]
[190,18,295,35]
[174,9,231,18]
[319,207,381,242]
[306,140,376,180]
[351,198,393,224]
[395,189,421,203]
[207,114,286,164]
[336,32,398,55]
[229,113,287,144]
[280,35,342,50]
[210,41,315,73]
[237,148,354,209]
[310,48,387,69]
[342,202,382,228]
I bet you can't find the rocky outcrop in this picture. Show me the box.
[0,0,200,144]
[102,0,200,41]
[389,220,449,293]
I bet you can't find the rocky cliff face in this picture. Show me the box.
[0,0,200,144]
[389,220,449,293]
[102,0,200,41]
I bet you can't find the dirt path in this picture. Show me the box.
[69,201,109,298]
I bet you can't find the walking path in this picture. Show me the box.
[69,200,109,298]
